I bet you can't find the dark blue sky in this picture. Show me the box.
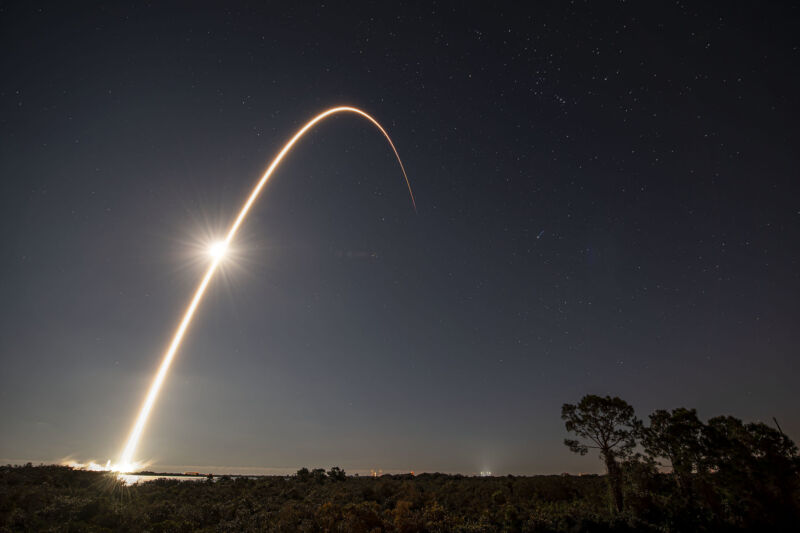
[1,2,798,475]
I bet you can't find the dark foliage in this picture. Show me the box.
[641,408,704,492]
[1,465,615,532]
[2,398,798,532]
[562,396,800,532]
[562,395,640,513]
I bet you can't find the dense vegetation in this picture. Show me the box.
[1,396,798,532]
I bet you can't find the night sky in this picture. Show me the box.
[1,2,798,475]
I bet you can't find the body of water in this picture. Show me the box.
[119,474,209,484]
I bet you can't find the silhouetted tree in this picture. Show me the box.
[311,468,327,484]
[296,467,311,481]
[562,395,640,513]
[701,416,800,528]
[327,466,346,481]
[642,407,704,490]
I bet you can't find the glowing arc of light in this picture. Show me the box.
[118,106,415,470]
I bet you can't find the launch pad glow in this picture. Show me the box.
[113,107,415,472]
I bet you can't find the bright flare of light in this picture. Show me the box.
[115,106,415,471]
[209,240,228,259]
[63,458,149,474]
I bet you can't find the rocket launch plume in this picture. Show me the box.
[116,107,415,471]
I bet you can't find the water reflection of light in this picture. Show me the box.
[118,473,207,485]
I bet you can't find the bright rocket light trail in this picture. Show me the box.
[116,107,415,471]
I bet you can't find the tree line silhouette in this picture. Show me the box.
[562,394,799,530]
[0,395,797,531]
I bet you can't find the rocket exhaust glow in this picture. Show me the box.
[116,107,415,471]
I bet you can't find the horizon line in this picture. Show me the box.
[2,458,600,477]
